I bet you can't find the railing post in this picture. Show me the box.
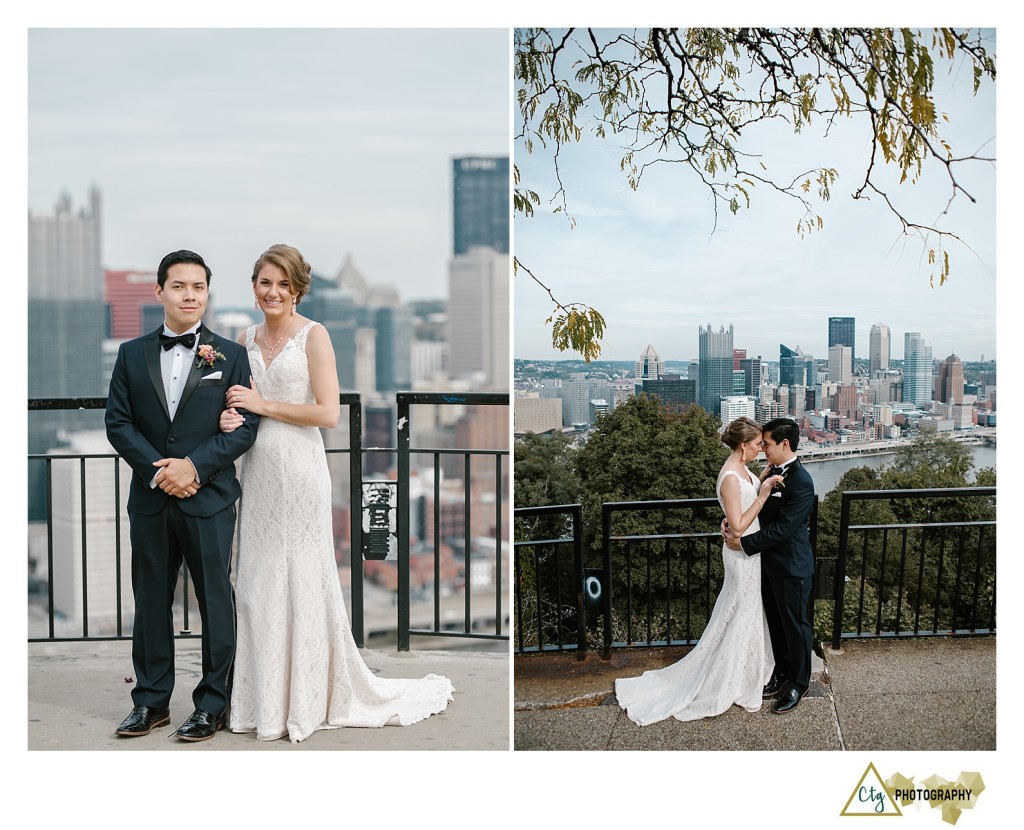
[833,492,852,650]
[79,457,89,637]
[345,394,364,647]
[602,503,612,659]
[573,504,586,658]
[396,394,411,651]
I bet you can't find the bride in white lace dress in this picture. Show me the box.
[221,244,452,743]
[615,417,778,725]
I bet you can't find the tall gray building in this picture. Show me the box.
[447,246,509,389]
[869,322,891,376]
[301,272,365,391]
[904,332,934,407]
[374,304,413,392]
[698,323,734,418]
[28,187,106,520]
[453,156,509,255]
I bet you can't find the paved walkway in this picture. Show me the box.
[514,637,995,751]
[28,640,508,751]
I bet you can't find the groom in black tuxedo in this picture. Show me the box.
[724,418,815,714]
[105,250,259,741]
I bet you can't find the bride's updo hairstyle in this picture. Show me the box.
[721,416,761,451]
[251,244,312,305]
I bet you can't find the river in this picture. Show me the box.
[801,444,996,496]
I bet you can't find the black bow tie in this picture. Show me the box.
[768,464,788,477]
[160,330,198,351]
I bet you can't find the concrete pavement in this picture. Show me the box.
[28,640,509,751]
[514,637,995,751]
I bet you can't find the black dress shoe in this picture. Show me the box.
[115,705,170,736]
[174,709,226,742]
[762,674,786,699]
[771,684,805,714]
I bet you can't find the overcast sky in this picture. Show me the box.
[514,29,997,364]
[28,28,509,308]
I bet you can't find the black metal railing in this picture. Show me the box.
[514,487,995,658]
[396,392,509,650]
[832,487,996,649]
[601,498,725,658]
[28,396,362,644]
[513,504,585,656]
[28,393,510,651]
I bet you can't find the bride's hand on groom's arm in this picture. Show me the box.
[220,407,244,434]
[225,382,264,421]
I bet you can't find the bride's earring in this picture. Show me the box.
[254,297,259,310]
[291,298,297,315]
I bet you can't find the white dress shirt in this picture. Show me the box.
[161,322,201,420]
[151,321,202,489]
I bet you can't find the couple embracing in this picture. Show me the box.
[105,246,452,744]
[615,417,815,725]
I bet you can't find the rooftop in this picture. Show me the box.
[29,641,508,751]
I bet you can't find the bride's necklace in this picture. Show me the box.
[262,318,297,360]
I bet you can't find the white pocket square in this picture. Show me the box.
[202,371,222,380]
[770,491,783,498]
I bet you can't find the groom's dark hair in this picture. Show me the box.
[157,249,212,288]
[762,418,800,451]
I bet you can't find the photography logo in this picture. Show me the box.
[841,765,985,825]
[841,762,902,816]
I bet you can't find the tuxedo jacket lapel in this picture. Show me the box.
[143,328,171,420]
[175,325,213,420]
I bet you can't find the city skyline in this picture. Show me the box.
[28,29,509,309]
[514,29,996,363]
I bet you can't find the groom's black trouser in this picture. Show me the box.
[762,571,813,693]
[129,499,236,715]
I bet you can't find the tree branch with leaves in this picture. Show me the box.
[515,27,995,360]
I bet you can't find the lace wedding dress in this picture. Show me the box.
[229,321,453,742]
[614,468,774,725]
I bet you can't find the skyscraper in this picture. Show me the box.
[739,356,762,397]
[937,354,965,404]
[373,304,413,393]
[28,187,107,520]
[828,316,856,364]
[447,246,509,389]
[904,332,933,407]
[635,344,665,388]
[698,323,734,417]
[828,344,853,384]
[869,322,891,376]
[779,344,802,387]
[452,156,509,255]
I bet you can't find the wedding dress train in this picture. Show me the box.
[614,468,774,725]
[229,321,453,742]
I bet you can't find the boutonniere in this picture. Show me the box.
[195,343,226,369]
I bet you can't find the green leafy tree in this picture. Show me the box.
[572,396,729,643]
[816,434,996,644]
[513,431,581,649]
[515,27,996,359]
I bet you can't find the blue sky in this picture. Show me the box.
[514,28,997,363]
